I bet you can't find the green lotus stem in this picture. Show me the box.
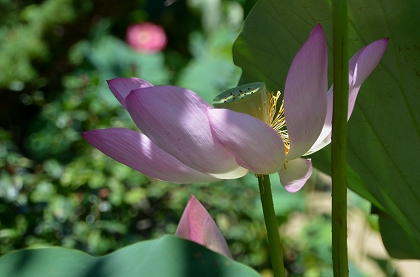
[258,175,285,277]
[331,0,349,276]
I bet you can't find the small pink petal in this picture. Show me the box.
[82,128,218,183]
[107,77,153,108]
[284,24,328,160]
[126,86,248,179]
[207,108,286,174]
[278,158,312,192]
[175,195,231,257]
[306,38,389,155]
[348,38,389,117]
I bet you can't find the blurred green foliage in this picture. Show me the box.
[0,0,74,86]
[0,0,403,276]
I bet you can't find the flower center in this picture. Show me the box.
[265,91,290,153]
[213,82,290,152]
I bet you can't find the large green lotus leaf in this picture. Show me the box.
[0,235,260,277]
[233,0,420,258]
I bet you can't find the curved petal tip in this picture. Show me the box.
[278,158,312,193]
[311,23,324,35]
[107,77,153,108]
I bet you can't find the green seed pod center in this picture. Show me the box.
[213,82,269,122]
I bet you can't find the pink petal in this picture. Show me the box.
[82,128,218,183]
[207,108,286,174]
[306,38,389,155]
[203,218,232,258]
[284,24,328,160]
[107,77,153,108]
[304,86,334,155]
[278,158,312,192]
[348,38,389,117]
[175,195,231,257]
[175,195,207,242]
[126,86,248,179]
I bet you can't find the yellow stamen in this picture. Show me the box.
[252,107,264,121]
[265,91,290,153]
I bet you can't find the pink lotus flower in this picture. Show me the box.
[126,22,167,53]
[175,195,231,258]
[83,25,388,192]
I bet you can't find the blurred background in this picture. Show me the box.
[0,0,418,276]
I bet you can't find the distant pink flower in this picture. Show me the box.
[126,22,167,53]
[175,195,231,258]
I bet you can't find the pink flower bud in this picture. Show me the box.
[175,195,231,258]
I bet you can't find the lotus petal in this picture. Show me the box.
[126,86,248,179]
[176,195,231,257]
[284,24,328,160]
[208,108,286,174]
[278,158,312,192]
[107,77,153,108]
[82,128,218,183]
